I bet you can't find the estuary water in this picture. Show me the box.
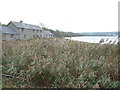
[66,36,118,44]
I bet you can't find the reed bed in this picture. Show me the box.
[2,38,119,88]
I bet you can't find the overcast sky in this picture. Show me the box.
[0,0,119,32]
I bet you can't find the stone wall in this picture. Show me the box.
[2,33,19,40]
[18,28,43,40]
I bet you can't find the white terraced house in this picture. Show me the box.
[0,21,54,40]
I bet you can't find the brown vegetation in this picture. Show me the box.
[2,38,119,88]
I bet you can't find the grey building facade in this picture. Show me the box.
[43,31,54,38]
[1,21,54,40]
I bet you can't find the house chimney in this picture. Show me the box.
[20,20,23,23]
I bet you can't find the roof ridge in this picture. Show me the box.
[2,25,18,34]
[10,21,42,30]
[15,21,40,27]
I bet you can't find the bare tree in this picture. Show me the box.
[39,23,47,28]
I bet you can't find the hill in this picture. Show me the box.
[78,32,118,36]
[42,27,81,37]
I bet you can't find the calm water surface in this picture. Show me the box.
[66,36,118,44]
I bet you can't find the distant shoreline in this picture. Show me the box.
[65,35,118,37]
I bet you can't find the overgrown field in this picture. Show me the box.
[2,38,120,88]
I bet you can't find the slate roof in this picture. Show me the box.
[10,21,43,30]
[43,31,54,35]
[0,25,18,34]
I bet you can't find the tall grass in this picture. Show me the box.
[2,38,119,88]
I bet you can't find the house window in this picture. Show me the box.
[22,28,24,31]
[37,30,38,33]
[4,33,6,38]
[33,35,35,38]
[11,34,14,38]
[24,35,26,38]
[40,30,42,33]
[36,35,39,37]
[40,35,42,37]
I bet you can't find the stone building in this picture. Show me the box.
[1,25,19,40]
[0,21,54,40]
[43,31,54,38]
